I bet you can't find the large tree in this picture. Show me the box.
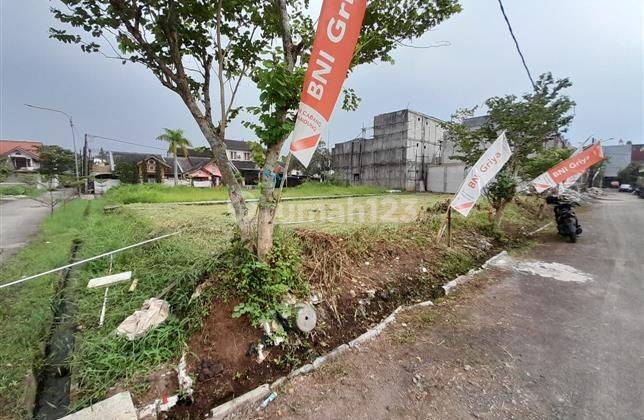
[156,128,192,186]
[50,0,461,258]
[444,73,575,225]
[618,162,641,185]
[39,145,76,178]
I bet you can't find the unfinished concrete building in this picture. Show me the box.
[332,109,467,192]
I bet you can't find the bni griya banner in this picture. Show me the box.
[451,132,513,217]
[531,142,604,193]
[289,0,367,167]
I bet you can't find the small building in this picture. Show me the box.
[96,140,261,190]
[602,141,644,187]
[0,140,42,171]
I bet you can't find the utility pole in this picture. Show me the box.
[83,134,88,177]
[25,104,80,182]
[83,134,90,193]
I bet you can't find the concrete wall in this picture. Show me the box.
[603,145,632,177]
[192,180,212,188]
[427,164,467,193]
[332,137,407,189]
[162,179,190,186]
[94,179,120,194]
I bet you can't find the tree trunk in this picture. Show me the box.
[493,199,509,227]
[256,146,281,260]
[173,150,178,186]
[179,94,254,245]
[537,199,546,219]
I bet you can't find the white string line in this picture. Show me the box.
[0,231,181,290]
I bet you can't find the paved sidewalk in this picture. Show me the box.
[0,190,72,264]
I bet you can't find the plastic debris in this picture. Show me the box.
[177,352,193,398]
[128,278,138,292]
[256,344,266,364]
[116,298,169,340]
[257,392,277,411]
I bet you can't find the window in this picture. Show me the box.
[243,152,251,161]
[229,151,244,160]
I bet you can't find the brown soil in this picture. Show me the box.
[165,215,539,418]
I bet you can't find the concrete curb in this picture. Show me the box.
[442,251,508,296]
[209,384,271,419]
[528,221,553,236]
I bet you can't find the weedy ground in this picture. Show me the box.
[0,185,544,419]
[0,185,41,197]
[105,182,386,204]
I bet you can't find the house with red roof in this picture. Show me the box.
[0,140,42,171]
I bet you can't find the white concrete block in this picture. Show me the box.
[87,271,132,288]
[60,392,137,420]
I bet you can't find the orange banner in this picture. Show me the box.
[289,0,367,167]
[532,143,604,192]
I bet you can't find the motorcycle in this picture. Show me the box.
[546,195,582,243]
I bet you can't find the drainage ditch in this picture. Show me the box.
[32,239,81,420]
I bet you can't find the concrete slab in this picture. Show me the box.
[60,392,137,420]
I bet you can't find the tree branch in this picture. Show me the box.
[276,0,296,71]
[203,54,214,122]
[215,0,227,136]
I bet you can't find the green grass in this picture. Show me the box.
[0,200,89,418]
[0,197,228,417]
[281,182,385,198]
[105,184,235,204]
[0,191,544,418]
[104,182,387,204]
[67,202,227,408]
[0,185,40,197]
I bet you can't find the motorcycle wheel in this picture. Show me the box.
[568,220,577,243]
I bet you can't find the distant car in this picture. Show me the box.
[618,184,633,192]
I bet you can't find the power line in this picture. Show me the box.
[395,40,452,49]
[87,134,166,151]
[497,0,536,90]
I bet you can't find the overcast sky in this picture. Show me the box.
[1,0,642,155]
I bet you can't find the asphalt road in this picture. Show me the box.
[237,192,643,419]
[0,191,70,264]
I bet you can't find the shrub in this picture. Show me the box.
[217,233,307,326]
[114,162,139,184]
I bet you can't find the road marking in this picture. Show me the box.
[486,252,592,283]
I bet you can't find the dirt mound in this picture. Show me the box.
[166,209,541,418]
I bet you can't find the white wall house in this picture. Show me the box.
[0,140,42,172]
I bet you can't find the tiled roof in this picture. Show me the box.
[111,151,162,165]
[0,140,43,157]
[225,139,251,152]
[231,160,259,171]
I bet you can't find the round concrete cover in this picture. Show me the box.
[295,304,317,332]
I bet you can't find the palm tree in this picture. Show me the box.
[156,128,192,186]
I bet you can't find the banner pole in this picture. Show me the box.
[447,206,452,248]
[436,205,450,241]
